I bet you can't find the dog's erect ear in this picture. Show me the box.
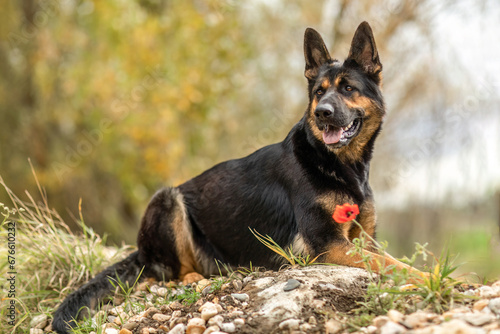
[304,28,332,80]
[346,22,382,75]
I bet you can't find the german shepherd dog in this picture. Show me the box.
[53,22,417,333]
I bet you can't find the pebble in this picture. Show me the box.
[308,316,317,326]
[283,279,301,291]
[119,329,133,334]
[387,309,404,323]
[203,325,221,333]
[300,323,313,331]
[324,319,342,333]
[157,287,168,297]
[230,293,249,302]
[379,321,406,334]
[29,330,43,334]
[473,299,490,311]
[373,315,390,328]
[30,314,48,329]
[186,317,206,334]
[233,318,245,326]
[243,276,253,286]
[220,322,236,333]
[479,286,498,298]
[232,280,243,291]
[435,319,480,334]
[152,313,171,322]
[122,322,139,330]
[145,307,161,318]
[208,315,224,327]
[172,310,182,318]
[200,302,219,321]
[405,310,435,329]
[489,297,500,314]
[104,329,119,334]
[279,318,300,330]
[461,313,494,326]
[169,301,183,310]
[168,323,186,334]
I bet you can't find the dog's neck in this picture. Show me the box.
[289,117,378,203]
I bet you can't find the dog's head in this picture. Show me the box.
[303,22,385,161]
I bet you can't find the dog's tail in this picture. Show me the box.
[52,250,144,334]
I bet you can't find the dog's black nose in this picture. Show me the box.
[314,104,334,119]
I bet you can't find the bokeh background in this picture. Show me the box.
[1,0,499,279]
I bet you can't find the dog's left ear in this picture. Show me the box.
[346,22,382,77]
[304,28,332,80]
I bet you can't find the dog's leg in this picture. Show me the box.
[323,240,425,278]
[138,188,205,283]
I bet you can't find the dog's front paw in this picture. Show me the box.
[181,272,204,285]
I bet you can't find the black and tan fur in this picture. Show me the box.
[53,22,416,334]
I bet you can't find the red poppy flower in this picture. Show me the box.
[333,203,359,223]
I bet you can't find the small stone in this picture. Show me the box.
[203,325,221,334]
[366,325,378,334]
[153,313,171,322]
[221,283,231,291]
[283,279,301,292]
[233,318,245,326]
[30,314,48,329]
[122,322,139,331]
[220,322,236,333]
[119,329,133,334]
[387,310,404,323]
[479,286,498,298]
[437,319,478,334]
[403,311,430,329]
[279,319,300,330]
[29,330,43,334]
[230,293,249,302]
[324,319,342,333]
[461,312,494,326]
[168,323,186,334]
[232,280,243,291]
[186,318,206,334]
[104,329,119,334]
[308,316,317,326]
[200,302,219,321]
[489,297,500,314]
[215,304,223,313]
[157,287,168,297]
[373,316,390,328]
[208,315,224,327]
[145,307,161,318]
[196,279,212,292]
[473,299,490,311]
[379,321,405,334]
[243,276,253,286]
[172,310,182,318]
[169,301,183,310]
[300,323,313,331]
[202,286,212,296]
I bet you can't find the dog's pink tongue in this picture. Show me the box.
[322,127,342,144]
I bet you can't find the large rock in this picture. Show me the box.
[242,265,371,331]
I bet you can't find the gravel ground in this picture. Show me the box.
[33,266,500,334]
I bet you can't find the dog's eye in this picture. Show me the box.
[315,88,325,96]
[345,85,354,92]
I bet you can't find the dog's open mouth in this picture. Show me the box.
[322,118,362,145]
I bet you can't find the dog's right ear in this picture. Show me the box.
[304,28,332,80]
